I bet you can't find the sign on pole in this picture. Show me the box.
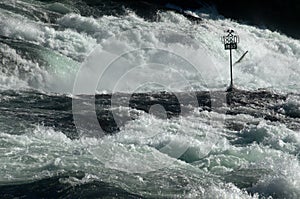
[221,30,239,91]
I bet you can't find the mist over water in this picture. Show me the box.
[0,0,300,198]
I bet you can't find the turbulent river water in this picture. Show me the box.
[1,0,300,198]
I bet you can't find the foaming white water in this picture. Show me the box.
[1,2,300,198]
[0,121,220,197]
[0,8,96,59]
[0,41,80,92]
[1,108,300,197]
[61,11,300,93]
[0,43,43,90]
[61,12,228,94]
[0,7,94,92]
[1,5,300,93]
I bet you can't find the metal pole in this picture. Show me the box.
[229,48,233,89]
[222,29,238,91]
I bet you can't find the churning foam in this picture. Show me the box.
[0,4,300,93]
[1,108,300,197]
